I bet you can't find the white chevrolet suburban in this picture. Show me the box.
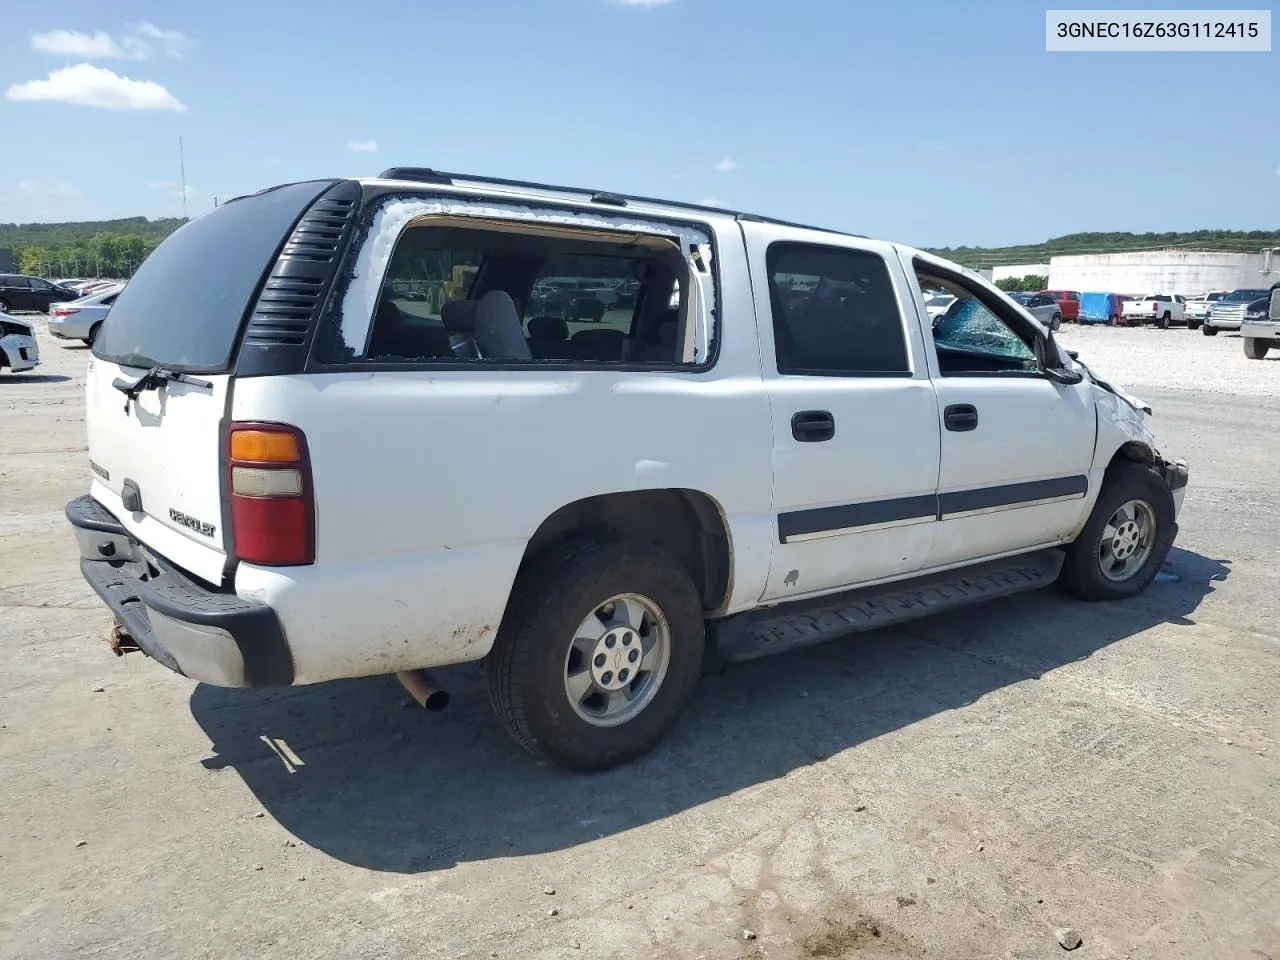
[67,170,1190,771]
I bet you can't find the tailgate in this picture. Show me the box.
[86,358,231,584]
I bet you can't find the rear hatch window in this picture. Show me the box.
[93,180,333,372]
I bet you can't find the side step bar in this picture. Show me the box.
[712,549,1065,663]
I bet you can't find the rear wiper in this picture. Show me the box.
[112,366,213,413]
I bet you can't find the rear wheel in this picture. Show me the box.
[1202,324,1218,336]
[0,298,10,314]
[1158,312,1171,329]
[1244,337,1272,360]
[1049,313,1061,331]
[85,321,102,346]
[487,537,705,772]
[1059,461,1176,601]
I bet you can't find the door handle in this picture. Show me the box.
[791,410,835,442]
[943,403,979,432]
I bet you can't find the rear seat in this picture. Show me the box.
[526,317,627,361]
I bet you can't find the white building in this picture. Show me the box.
[1047,250,1277,296]
[991,263,1050,283]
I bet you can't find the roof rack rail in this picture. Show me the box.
[372,166,854,237]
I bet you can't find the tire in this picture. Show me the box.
[1058,461,1176,602]
[1244,337,1271,360]
[1158,312,1171,329]
[1050,313,1062,331]
[487,537,705,772]
[1108,314,1118,326]
[0,298,9,314]
[86,321,102,346]
[1202,324,1217,336]
[1188,319,1201,330]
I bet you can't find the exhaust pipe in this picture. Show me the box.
[396,670,450,712]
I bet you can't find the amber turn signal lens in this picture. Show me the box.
[230,430,300,463]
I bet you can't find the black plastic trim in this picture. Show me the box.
[938,475,1088,516]
[67,496,294,685]
[233,179,361,378]
[778,494,937,542]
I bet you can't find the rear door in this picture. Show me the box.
[741,222,942,600]
[86,180,334,585]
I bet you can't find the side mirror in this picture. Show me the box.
[1038,332,1084,385]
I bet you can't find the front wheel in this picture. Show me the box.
[1244,337,1272,360]
[1202,324,1218,336]
[1049,313,1062,331]
[1058,461,1176,601]
[487,538,705,772]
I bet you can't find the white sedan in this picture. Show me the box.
[47,284,124,345]
[0,312,40,372]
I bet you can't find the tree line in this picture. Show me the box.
[0,217,185,280]
[929,228,1280,268]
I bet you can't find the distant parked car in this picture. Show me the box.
[1203,288,1271,335]
[1122,294,1187,329]
[1238,285,1279,358]
[923,292,956,319]
[47,283,125,345]
[1007,291,1062,330]
[1079,292,1125,325]
[0,274,79,314]
[0,311,40,372]
[1184,290,1229,329]
[1039,289,1081,323]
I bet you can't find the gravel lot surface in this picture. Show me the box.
[2,319,1277,960]
[1058,323,1280,398]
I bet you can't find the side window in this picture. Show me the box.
[1067,291,1080,302]
[359,220,704,366]
[916,265,1039,376]
[766,243,910,376]
[30,278,53,291]
[6,277,31,289]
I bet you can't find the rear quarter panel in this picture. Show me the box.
[230,221,776,684]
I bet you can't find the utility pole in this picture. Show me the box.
[178,136,188,220]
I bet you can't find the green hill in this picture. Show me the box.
[0,217,186,279]
[927,230,1280,268]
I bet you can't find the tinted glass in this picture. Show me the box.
[768,244,909,375]
[1225,289,1267,302]
[94,180,332,371]
[4,277,31,289]
[934,298,1037,366]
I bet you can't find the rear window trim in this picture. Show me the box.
[305,186,724,375]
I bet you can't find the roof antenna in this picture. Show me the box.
[178,136,188,220]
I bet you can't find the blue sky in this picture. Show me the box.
[0,0,1276,247]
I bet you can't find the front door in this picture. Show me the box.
[908,254,1096,568]
[741,223,942,602]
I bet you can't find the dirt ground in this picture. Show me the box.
[1,323,1277,960]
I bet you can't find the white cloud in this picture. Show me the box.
[29,24,191,61]
[699,197,727,207]
[346,140,378,153]
[713,158,738,173]
[31,30,129,58]
[136,23,192,58]
[6,64,186,112]
[15,180,81,198]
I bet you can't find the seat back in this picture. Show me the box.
[473,290,532,360]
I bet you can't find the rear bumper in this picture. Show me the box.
[47,318,92,339]
[66,495,293,687]
[1241,320,1280,338]
[1206,316,1243,330]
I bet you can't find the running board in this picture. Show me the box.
[712,549,1065,663]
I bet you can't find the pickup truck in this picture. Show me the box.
[64,168,1190,772]
[1122,294,1186,329]
[1184,291,1229,329]
[1240,282,1280,359]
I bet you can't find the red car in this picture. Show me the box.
[1039,289,1082,322]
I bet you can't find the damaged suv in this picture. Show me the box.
[67,169,1189,771]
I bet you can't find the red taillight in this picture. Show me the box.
[53,307,79,318]
[228,422,314,566]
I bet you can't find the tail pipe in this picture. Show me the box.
[396,670,451,712]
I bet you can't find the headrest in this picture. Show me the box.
[656,321,678,348]
[528,315,569,341]
[440,299,478,332]
[375,297,402,328]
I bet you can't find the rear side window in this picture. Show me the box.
[94,180,332,371]
[767,243,909,376]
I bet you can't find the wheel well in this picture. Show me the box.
[522,490,732,612]
[1110,440,1156,469]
